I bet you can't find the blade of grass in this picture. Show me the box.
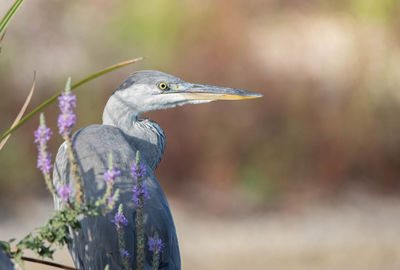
[0,29,5,53]
[0,0,24,38]
[0,29,6,43]
[0,57,143,142]
[0,72,36,151]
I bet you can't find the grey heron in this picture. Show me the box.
[53,70,262,270]
[0,248,14,270]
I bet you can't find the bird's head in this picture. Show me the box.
[110,70,262,116]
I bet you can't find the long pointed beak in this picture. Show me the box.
[171,83,263,101]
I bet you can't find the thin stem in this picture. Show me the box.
[44,173,56,195]
[151,233,161,270]
[135,151,145,270]
[152,250,160,270]
[0,0,24,37]
[0,73,36,152]
[65,137,83,205]
[117,229,130,270]
[136,202,145,270]
[21,256,77,270]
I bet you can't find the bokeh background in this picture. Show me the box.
[1,0,400,269]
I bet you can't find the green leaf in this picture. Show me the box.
[13,252,23,268]
[0,240,11,253]
[5,176,124,262]
[0,0,24,39]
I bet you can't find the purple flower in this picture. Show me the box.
[34,125,52,144]
[112,210,128,230]
[130,163,147,180]
[58,91,76,110]
[57,91,77,137]
[132,184,150,207]
[148,237,164,253]
[37,152,53,175]
[34,114,53,175]
[57,184,71,201]
[120,249,130,259]
[57,113,76,137]
[104,167,121,185]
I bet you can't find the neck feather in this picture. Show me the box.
[102,94,138,129]
[102,94,165,169]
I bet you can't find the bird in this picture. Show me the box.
[0,248,14,270]
[52,70,262,270]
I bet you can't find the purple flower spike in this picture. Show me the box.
[130,163,147,180]
[112,209,128,229]
[34,125,52,144]
[34,114,53,175]
[120,249,130,259]
[57,112,76,137]
[57,184,71,201]
[57,83,77,137]
[104,167,121,185]
[58,91,76,110]
[132,184,150,206]
[148,237,164,253]
[37,152,53,175]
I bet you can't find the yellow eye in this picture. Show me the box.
[158,82,168,90]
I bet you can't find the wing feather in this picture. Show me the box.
[53,125,180,270]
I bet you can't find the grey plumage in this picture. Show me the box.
[53,125,175,270]
[53,70,261,270]
[0,247,14,270]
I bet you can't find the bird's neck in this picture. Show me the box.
[102,94,165,169]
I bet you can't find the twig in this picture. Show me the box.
[0,73,36,151]
[21,256,77,270]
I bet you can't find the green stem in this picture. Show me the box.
[136,203,145,270]
[43,173,56,196]
[151,232,161,270]
[65,137,84,205]
[118,229,130,270]
[0,0,24,38]
[152,250,160,270]
[0,57,143,143]
[136,152,145,270]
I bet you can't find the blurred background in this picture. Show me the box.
[1,0,400,269]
